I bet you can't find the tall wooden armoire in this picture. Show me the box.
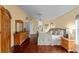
[0,6,11,52]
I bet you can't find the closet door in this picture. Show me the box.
[7,17,11,52]
[1,11,6,52]
[0,6,11,52]
[5,15,11,52]
[0,27,1,52]
[1,11,11,52]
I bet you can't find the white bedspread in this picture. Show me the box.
[38,33,62,45]
[51,35,62,45]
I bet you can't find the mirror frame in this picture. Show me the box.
[15,20,24,33]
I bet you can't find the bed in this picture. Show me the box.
[38,28,66,45]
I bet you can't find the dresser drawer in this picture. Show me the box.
[61,37,75,52]
[14,32,29,45]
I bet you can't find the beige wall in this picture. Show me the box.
[42,19,50,32]
[32,18,38,34]
[4,5,28,47]
[50,6,79,40]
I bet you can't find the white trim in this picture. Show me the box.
[76,20,77,44]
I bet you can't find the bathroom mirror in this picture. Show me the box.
[15,20,24,33]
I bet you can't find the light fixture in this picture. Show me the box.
[37,13,43,21]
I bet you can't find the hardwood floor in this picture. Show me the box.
[11,35,76,53]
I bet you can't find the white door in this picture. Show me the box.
[76,15,79,52]
[76,17,79,45]
[29,23,34,34]
[25,23,30,31]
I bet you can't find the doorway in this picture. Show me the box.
[76,15,79,52]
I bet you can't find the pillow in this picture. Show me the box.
[57,30,64,35]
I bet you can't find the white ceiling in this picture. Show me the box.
[19,5,77,20]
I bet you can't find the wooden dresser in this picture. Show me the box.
[0,6,11,52]
[61,37,76,52]
[14,32,29,45]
